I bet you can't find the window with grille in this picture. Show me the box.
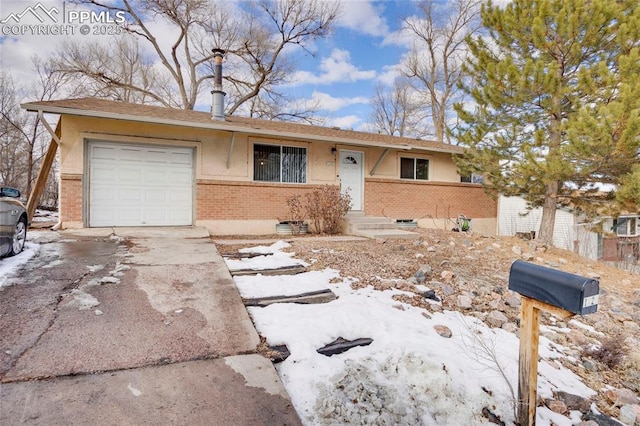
[253,143,307,183]
[400,157,429,180]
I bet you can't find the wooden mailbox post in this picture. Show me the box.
[508,260,599,426]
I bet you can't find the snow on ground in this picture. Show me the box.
[234,269,337,298]
[227,242,597,426]
[226,242,309,271]
[0,242,39,288]
[32,209,59,223]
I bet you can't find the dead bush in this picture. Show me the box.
[305,185,352,234]
[582,336,628,370]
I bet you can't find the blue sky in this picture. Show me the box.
[0,0,432,131]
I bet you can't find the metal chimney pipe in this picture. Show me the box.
[211,48,226,120]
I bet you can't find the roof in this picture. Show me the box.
[22,98,462,154]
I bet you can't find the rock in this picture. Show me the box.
[95,309,103,316]
[587,271,601,279]
[440,270,455,282]
[439,284,455,297]
[423,290,440,302]
[556,391,591,412]
[422,312,432,320]
[583,359,598,372]
[434,325,452,338]
[418,264,433,276]
[486,310,509,328]
[583,411,626,426]
[545,261,559,268]
[429,303,443,313]
[426,246,436,252]
[623,321,640,332]
[558,258,567,264]
[414,271,426,284]
[512,245,522,255]
[502,322,518,333]
[619,404,637,426]
[316,337,373,357]
[605,388,640,407]
[492,243,501,249]
[481,407,505,425]
[544,399,568,415]
[576,421,599,426]
[457,295,473,310]
[504,294,521,307]
[521,252,535,261]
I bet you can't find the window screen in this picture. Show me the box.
[254,144,306,183]
[400,157,429,180]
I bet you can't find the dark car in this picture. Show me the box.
[0,187,28,257]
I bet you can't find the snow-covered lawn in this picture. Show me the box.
[226,241,597,426]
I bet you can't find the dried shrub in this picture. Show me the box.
[284,194,305,235]
[286,194,304,223]
[582,336,628,370]
[305,185,352,234]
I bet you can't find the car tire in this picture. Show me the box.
[8,216,27,257]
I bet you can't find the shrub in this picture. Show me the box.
[581,336,628,370]
[305,185,352,234]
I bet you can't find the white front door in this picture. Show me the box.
[88,142,194,227]
[339,150,363,211]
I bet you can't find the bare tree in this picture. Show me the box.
[368,77,424,137]
[55,37,162,104]
[55,0,340,116]
[402,0,481,144]
[0,58,82,200]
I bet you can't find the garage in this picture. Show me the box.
[88,141,194,227]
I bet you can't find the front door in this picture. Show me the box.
[339,150,363,211]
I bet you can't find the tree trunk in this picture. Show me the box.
[538,181,558,245]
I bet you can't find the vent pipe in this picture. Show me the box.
[211,49,226,120]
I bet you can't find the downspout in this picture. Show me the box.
[36,110,63,231]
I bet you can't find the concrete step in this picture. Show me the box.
[355,229,420,240]
[343,216,397,234]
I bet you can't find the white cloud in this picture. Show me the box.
[327,114,362,130]
[289,48,376,86]
[335,0,390,37]
[376,64,402,86]
[310,91,369,112]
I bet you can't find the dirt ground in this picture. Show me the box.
[216,227,640,419]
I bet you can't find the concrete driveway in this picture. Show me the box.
[0,227,301,425]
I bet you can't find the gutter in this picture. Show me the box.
[21,103,461,155]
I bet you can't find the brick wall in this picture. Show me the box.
[196,180,332,220]
[60,174,83,223]
[365,178,496,219]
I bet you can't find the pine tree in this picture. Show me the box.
[454,0,640,244]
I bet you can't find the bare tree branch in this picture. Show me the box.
[402,0,482,144]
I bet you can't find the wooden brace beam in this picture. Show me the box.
[26,118,60,221]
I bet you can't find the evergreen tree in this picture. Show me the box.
[454,0,640,244]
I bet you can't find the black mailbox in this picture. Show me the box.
[509,260,599,315]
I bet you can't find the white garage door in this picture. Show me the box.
[89,142,194,227]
